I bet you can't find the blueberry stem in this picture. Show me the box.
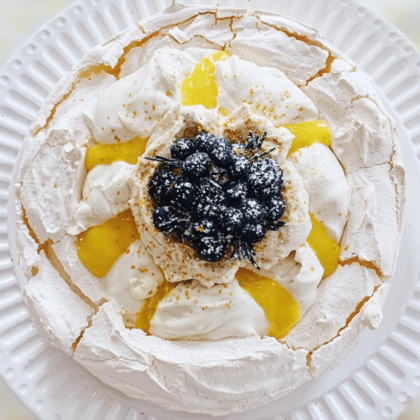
[229,239,260,269]
[245,131,268,152]
[245,244,260,270]
[250,147,276,161]
[146,156,182,167]
[267,220,286,231]
[245,132,254,151]
[207,178,223,190]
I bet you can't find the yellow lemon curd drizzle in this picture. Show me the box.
[236,268,300,340]
[181,51,230,109]
[218,106,229,116]
[307,213,340,279]
[135,281,176,334]
[85,136,148,171]
[77,209,140,278]
[284,120,331,157]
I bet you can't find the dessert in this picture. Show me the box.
[16,1,406,415]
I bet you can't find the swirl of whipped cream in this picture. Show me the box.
[68,161,134,235]
[85,48,213,143]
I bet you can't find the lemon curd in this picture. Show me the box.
[77,209,140,277]
[236,268,300,339]
[181,51,230,109]
[135,281,176,334]
[307,213,340,278]
[284,120,331,157]
[85,136,148,170]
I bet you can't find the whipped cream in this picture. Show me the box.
[68,161,134,235]
[249,242,323,316]
[216,55,318,123]
[85,48,212,143]
[101,238,164,326]
[291,142,350,242]
[151,279,269,340]
[52,235,164,326]
[253,158,311,269]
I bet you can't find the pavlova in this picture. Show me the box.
[16,1,406,415]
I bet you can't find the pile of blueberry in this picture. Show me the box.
[147,131,286,268]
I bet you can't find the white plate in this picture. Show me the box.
[1,0,420,419]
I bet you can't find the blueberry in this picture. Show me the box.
[170,138,196,160]
[248,158,283,199]
[228,154,251,180]
[193,178,226,218]
[208,138,233,168]
[264,196,286,222]
[195,236,227,262]
[225,180,248,206]
[153,206,183,234]
[209,165,230,186]
[191,219,218,237]
[170,180,197,208]
[193,132,217,153]
[194,193,226,219]
[242,223,266,243]
[149,167,177,202]
[182,219,217,244]
[217,207,243,235]
[182,152,211,178]
[239,198,266,224]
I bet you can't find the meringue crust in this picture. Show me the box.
[16,1,405,416]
